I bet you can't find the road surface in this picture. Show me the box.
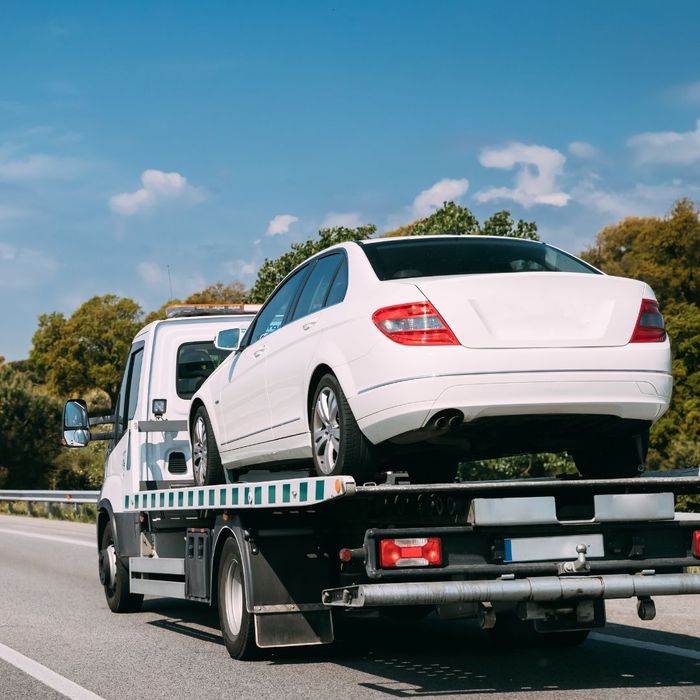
[0,514,698,699]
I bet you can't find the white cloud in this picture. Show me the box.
[568,141,600,159]
[628,119,700,166]
[267,213,298,236]
[0,245,57,289]
[109,169,204,215]
[411,178,470,218]
[321,212,364,229]
[668,81,700,104]
[0,152,85,181]
[224,259,258,278]
[476,142,570,208]
[572,178,700,219]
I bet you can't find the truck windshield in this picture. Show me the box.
[360,237,599,280]
[176,342,230,399]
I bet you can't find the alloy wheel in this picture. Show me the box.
[313,386,340,475]
[192,416,208,485]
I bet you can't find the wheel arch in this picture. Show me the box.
[211,519,254,611]
[306,364,336,428]
[97,501,113,552]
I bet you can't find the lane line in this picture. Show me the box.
[590,632,700,660]
[0,641,104,700]
[0,527,93,549]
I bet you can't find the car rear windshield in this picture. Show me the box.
[360,237,599,281]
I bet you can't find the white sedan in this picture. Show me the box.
[190,235,671,485]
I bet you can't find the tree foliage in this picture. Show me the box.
[248,225,376,303]
[0,364,62,488]
[29,295,143,407]
[386,202,538,240]
[581,198,700,471]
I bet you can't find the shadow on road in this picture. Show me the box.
[142,600,699,696]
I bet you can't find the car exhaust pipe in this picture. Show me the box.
[433,416,449,430]
[428,410,464,432]
[448,415,462,430]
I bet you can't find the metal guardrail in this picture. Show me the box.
[0,490,99,504]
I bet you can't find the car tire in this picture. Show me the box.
[100,521,143,613]
[218,537,258,660]
[311,374,377,484]
[191,406,224,486]
[573,430,648,479]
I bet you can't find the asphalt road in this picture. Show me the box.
[0,514,698,700]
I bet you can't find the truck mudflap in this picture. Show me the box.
[322,572,700,607]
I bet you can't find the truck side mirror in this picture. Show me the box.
[63,399,90,448]
[214,328,241,351]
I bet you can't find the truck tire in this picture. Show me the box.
[218,537,257,660]
[573,430,648,479]
[311,374,377,484]
[99,521,143,613]
[192,406,224,486]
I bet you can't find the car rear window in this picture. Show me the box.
[176,342,231,399]
[360,237,599,280]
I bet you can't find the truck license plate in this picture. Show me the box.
[504,534,604,563]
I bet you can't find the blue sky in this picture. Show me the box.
[2,1,700,359]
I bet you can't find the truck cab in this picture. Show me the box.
[62,305,259,566]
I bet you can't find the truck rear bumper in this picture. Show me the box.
[322,572,700,607]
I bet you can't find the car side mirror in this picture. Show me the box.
[63,399,90,448]
[214,328,241,351]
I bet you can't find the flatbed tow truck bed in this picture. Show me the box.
[113,469,700,656]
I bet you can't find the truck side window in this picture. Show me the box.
[114,346,144,443]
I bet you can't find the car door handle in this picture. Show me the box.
[303,320,318,331]
[253,346,266,358]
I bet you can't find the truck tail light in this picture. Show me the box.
[372,302,459,346]
[379,537,442,568]
[693,531,700,558]
[630,299,666,343]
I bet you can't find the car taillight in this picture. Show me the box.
[372,302,459,346]
[379,537,443,568]
[692,531,700,558]
[630,299,666,343]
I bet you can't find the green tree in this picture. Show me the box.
[29,295,143,407]
[0,364,62,488]
[185,281,247,305]
[386,202,538,240]
[248,224,376,303]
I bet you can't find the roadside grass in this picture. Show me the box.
[0,500,96,523]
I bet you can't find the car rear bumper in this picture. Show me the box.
[350,369,672,445]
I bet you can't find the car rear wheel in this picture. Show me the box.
[573,430,648,479]
[311,374,377,484]
[192,406,224,486]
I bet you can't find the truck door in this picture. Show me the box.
[105,342,145,494]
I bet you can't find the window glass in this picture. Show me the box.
[360,238,599,280]
[114,345,143,443]
[176,342,231,399]
[325,258,348,307]
[291,255,342,321]
[248,267,308,344]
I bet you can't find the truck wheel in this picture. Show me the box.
[192,406,224,486]
[573,430,648,479]
[99,521,143,613]
[218,537,257,660]
[311,374,377,484]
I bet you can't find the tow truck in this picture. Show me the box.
[62,306,700,659]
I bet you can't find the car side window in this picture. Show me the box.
[324,257,348,307]
[114,345,144,443]
[291,254,342,321]
[248,267,308,344]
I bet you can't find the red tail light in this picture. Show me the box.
[372,302,459,346]
[630,299,666,343]
[379,537,443,568]
[692,531,700,558]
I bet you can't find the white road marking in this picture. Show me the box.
[0,641,104,700]
[0,527,93,548]
[590,632,700,661]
